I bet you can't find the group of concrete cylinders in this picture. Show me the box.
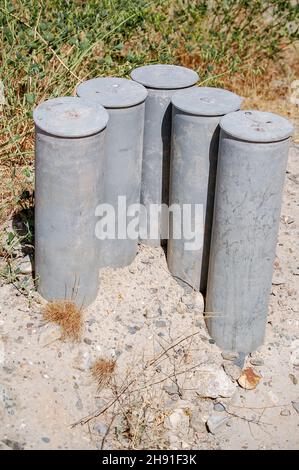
[33,64,293,354]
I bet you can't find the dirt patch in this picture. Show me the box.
[0,142,298,449]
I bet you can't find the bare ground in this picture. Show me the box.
[0,144,298,450]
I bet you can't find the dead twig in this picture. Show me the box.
[101,412,116,450]
[146,331,201,367]
[130,361,208,394]
[71,378,136,428]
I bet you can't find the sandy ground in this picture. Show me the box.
[0,143,298,451]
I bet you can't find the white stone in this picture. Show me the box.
[171,399,191,409]
[223,363,241,381]
[181,441,190,449]
[194,364,236,398]
[72,347,99,372]
[181,292,204,312]
[164,409,189,432]
[221,351,238,361]
[190,411,206,433]
[38,324,61,347]
[166,432,180,449]
[18,256,33,275]
[206,412,230,434]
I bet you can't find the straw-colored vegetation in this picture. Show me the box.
[43,300,83,341]
[90,358,117,392]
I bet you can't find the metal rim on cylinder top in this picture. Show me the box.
[130,64,199,90]
[171,87,243,116]
[76,77,148,109]
[220,110,294,143]
[33,96,109,138]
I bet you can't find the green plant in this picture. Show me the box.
[0,186,35,299]
[199,1,298,75]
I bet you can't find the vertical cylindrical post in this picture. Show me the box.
[34,97,108,307]
[206,110,294,353]
[77,77,147,268]
[167,87,242,293]
[131,64,199,245]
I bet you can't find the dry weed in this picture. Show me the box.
[43,300,83,342]
[90,358,116,392]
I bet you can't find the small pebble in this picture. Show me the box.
[221,351,238,361]
[155,320,167,328]
[128,326,139,335]
[93,422,108,436]
[18,257,33,275]
[250,358,264,366]
[76,398,83,410]
[292,401,299,414]
[206,413,230,434]
[272,276,286,286]
[289,374,298,385]
[2,439,23,450]
[83,338,92,345]
[223,363,241,381]
[213,402,226,412]
[41,437,50,443]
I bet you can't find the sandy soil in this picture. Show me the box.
[0,143,298,451]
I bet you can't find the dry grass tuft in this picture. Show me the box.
[43,300,83,342]
[90,358,116,392]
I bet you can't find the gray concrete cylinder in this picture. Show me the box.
[34,96,108,307]
[167,87,242,293]
[76,77,147,268]
[206,110,294,353]
[131,64,199,245]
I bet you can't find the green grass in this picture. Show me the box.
[0,0,298,292]
[0,1,297,170]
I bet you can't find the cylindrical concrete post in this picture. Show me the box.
[34,96,108,307]
[206,110,294,353]
[131,64,199,245]
[167,87,242,293]
[76,77,147,268]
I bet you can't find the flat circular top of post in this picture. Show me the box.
[220,110,294,143]
[171,87,243,116]
[76,77,148,109]
[130,64,199,90]
[33,96,109,137]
